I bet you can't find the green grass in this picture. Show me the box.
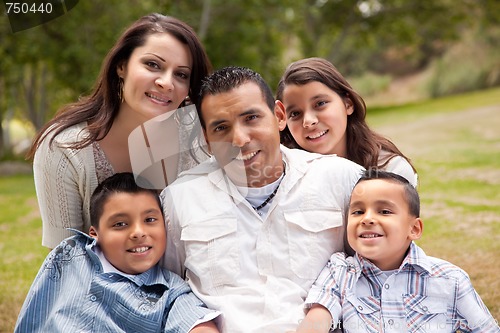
[0,175,47,332]
[367,86,500,127]
[1,87,499,331]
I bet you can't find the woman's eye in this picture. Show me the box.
[145,61,160,69]
[176,71,190,80]
[381,209,392,215]
[113,222,127,228]
[288,111,300,119]
[351,210,363,215]
[145,217,157,223]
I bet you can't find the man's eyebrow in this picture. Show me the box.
[208,119,226,129]
[207,108,262,129]
[239,108,260,117]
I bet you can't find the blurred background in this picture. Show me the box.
[1,1,500,331]
[1,0,499,159]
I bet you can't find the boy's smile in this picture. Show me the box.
[90,192,166,275]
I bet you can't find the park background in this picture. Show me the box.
[1,0,499,331]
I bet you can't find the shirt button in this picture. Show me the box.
[384,283,390,289]
[357,305,363,311]
[422,306,428,312]
[90,295,97,302]
[388,319,394,325]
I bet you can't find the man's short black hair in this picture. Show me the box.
[196,66,275,129]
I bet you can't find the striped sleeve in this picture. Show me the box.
[305,253,349,323]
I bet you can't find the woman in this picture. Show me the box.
[275,57,417,186]
[27,13,212,248]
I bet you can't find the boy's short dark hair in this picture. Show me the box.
[355,169,420,217]
[89,173,162,229]
[196,66,276,129]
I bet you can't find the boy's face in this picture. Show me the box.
[347,179,422,271]
[201,81,286,187]
[89,192,166,275]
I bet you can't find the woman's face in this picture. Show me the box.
[117,32,192,123]
[280,81,353,157]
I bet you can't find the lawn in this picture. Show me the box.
[1,87,499,331]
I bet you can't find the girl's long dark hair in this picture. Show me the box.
[276,57,415,172]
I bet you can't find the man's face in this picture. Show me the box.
[201,81,286,187]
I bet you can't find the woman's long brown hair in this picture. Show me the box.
[27,13,212,159]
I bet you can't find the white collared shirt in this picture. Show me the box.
[161,146,364,332]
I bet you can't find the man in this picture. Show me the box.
[161,66,364,332]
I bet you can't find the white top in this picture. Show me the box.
[33,122,98,248]
[161,146,364,332]
[380,152,418,187]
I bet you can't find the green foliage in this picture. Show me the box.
[426,33,500,97]
[2,0,500,147]
[348,72,391,97]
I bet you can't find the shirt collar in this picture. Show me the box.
[355,242,433,277]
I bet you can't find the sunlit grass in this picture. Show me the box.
[0,175,46,332]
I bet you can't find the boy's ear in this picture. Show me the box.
[89,226,98,239]
[274,100,287,131]
[409,217,423,240]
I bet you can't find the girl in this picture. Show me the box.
[275,57,417,186]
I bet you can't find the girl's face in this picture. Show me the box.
[117,32,192,123]
[280,81,353,157]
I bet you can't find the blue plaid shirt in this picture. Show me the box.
[306,242,499,333]
[15,231,217,332]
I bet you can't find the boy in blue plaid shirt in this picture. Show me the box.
[297,170,499,333]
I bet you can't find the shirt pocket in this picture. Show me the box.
[403,294,449,333]
[284,209,344,280]
[181,217,240,289]
[343,295,381,333]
